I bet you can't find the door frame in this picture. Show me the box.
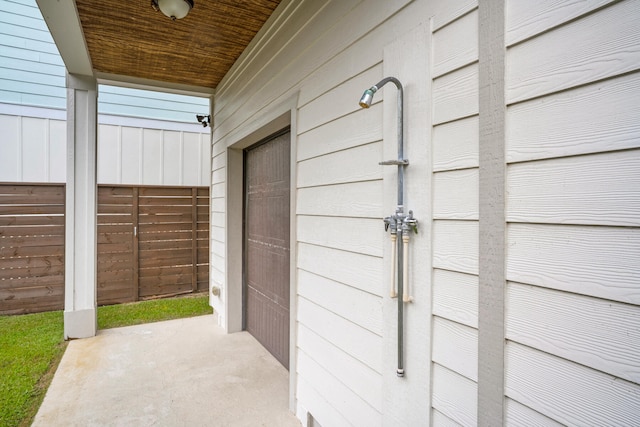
[223,93,298,411]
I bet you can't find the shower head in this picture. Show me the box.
[359,86,378,108]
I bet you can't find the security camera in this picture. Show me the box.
[196,114,211,128]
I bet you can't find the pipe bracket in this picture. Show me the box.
[379,159,409,166]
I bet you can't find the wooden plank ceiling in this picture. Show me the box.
[75,0,281,89]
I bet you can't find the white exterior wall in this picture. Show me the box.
[430,3,479,425]
[0,109,210,186]
[212,0,432,425]
[211,0,640,426]
[503,0,640,424]
[430,0,640,425]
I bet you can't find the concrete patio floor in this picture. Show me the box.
[32,315,301,427]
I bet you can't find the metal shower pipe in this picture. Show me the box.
[359,77,406,208]
[359,77,417,377]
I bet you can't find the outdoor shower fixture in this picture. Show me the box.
[359,77,418,378]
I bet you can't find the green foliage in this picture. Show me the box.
[0,295,211,427]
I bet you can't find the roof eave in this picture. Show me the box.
[37,0,93,77]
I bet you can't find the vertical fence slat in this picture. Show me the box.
[132,186,139,301]
[191,187,198,292]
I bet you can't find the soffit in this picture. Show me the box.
[73,0,281,90]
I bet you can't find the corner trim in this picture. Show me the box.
[478,0,506,425]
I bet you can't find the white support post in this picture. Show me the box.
[64,73,98,339]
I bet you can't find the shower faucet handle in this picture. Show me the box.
[403,210,418,234]
[383,215,396,233]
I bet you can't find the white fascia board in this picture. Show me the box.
[36,0,93,77]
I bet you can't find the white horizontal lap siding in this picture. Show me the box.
[296,102,382,163]
[433,168,478,220]
[98,87,209,124]
[507,223,640,312]
[0,0,65,109]
[213,0,412,140]
[297,65,383,135]
[296,43,382,425]
[506,72,640,163]
[505,1,640,424]
[295,53,385,425]
[296,351,381,427]
[504,398,563,427]
[296,180,382,218]
[298,242,382,301]
[296,106,384,411]
[506,0,640,104]
[433,220,478,275]
[430,5,479,426]
[508,150,640,226]
[432,64,478,126]
[505,0,617,46]
[506,342,640,426]
[297,216,383,257]
[432,317,478,382]
[296,142,382,188]
[432,269,478,329]
[432,363,477,427]
[297,296,382,375]
[432,9,478,78]
[506,282,640,384]
[298,269,382,336]
[297,324,382,411]
[432,409,463,427]
[211,0,441,422]
[433,116,478,172]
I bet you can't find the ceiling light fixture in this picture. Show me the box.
[151,0,194,20]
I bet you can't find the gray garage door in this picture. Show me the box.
[244,129,290,369]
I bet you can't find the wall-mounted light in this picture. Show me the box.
[196,114,211,128]
[151,0,193,20]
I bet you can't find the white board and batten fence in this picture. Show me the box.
[0,111,211,187]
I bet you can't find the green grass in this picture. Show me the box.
[0,294,211,427]
[0,310,66,427]
[97,294,212,329]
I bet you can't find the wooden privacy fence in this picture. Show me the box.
[97,185,210,305]
[0,183,209,314]
[0,184,65,314]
